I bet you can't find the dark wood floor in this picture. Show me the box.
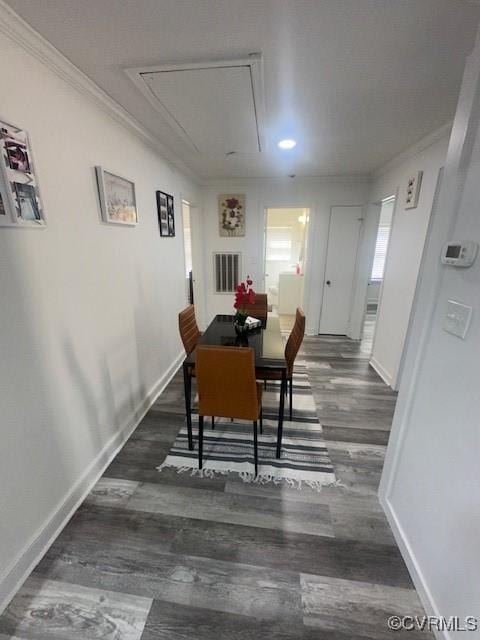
[0,316,431,639]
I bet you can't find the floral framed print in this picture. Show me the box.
[95,166,138,226]
[0,118,45,227]
[156,190,175,237]
[218,194,245,237]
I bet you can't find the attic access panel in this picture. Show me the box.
[125,56,265,155]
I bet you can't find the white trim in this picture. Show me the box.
[367,190,400,375]
[371,122,452,180]
[202,174,371,186]
[0,0,199,185]
[0,349,185,615]
[369,355,393,387]
[380,497,446,640]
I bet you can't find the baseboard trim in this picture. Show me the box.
[369,356,393,387]
[0,349,184,614]
[380,495,447,640]
[306,325,317,336]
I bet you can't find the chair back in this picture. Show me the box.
[285,308,306,376]
[178,305,201,355]
[196,346,259,421]
[243,293,268,323]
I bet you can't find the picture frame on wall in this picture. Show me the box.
[156,190,175,236]
[95,166,138,226]
[218,194,245,237]
[0,119,46,227]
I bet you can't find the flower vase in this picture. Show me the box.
[234,320,249,337]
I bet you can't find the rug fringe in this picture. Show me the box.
[157,461,344,492]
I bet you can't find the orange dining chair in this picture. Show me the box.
[178,304,201,356]
[243,293,268,324]
[196,346,263,476]
[257,307,305,421]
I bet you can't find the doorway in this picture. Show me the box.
[264,207,309,332]
[363,196,395,351]
[181,200,194,304]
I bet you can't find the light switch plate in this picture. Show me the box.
[405,170,423,209]
[443,300,473,339]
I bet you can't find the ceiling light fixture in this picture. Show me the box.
[278,139,296,150]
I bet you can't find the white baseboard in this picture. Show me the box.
[0,350,184,614]
[369,356,393,387]
[380,495,448,640]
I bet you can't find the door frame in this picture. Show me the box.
[368,194,397,355]
[347,189,399,340]
[180,193,206,328]
[318,205,364,335]
[262,204,313,317]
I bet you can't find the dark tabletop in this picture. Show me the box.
[184,314,287,371]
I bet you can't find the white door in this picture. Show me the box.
[319,206,363,334]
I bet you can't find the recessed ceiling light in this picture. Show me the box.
[278,139,296,150]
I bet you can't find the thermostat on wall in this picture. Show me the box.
[441,241,478,267]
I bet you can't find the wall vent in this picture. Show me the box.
[214,253,241,293]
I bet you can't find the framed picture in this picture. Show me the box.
[218,194,245,237]
[15,183,41,220]
[95,166,138,225]
[156,190,175,236]
[0,119,45,227]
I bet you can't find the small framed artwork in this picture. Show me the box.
[405,171,423,209]
[218,194,245,237]
[156,190,175,236]
[95,166,138,225]
[0,119,45,227]
[15,183,41,220]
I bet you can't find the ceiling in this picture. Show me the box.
[6,0,480,180]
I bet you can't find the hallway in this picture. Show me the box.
[0,330,430,640]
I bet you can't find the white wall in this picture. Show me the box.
[200,178,370,334]
[379,31,480,637]
[368,131,450,388]
[0,32,199,608]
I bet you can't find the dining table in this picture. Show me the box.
[182,314,288,457]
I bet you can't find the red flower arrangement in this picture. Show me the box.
[234,276,255,325]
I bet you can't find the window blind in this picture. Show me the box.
[371,226,390,281]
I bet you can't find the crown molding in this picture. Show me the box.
[200,174,372,187]
[371,121,452,181]
[0,0,201,184]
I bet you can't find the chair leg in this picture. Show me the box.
[276,374,286,459]
[211,416,215,430]
[264,379,267,390]
[259,408,263,434]
[253,420,258,477]
[198,415,204,470]
[289,377,293,421]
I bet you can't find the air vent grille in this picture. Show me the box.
[214,253,241,293]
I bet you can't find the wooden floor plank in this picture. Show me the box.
[0,315,431,640]
[0,576,152,640]
[124,480,335,537]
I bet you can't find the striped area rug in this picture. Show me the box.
[157,367,337,491]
